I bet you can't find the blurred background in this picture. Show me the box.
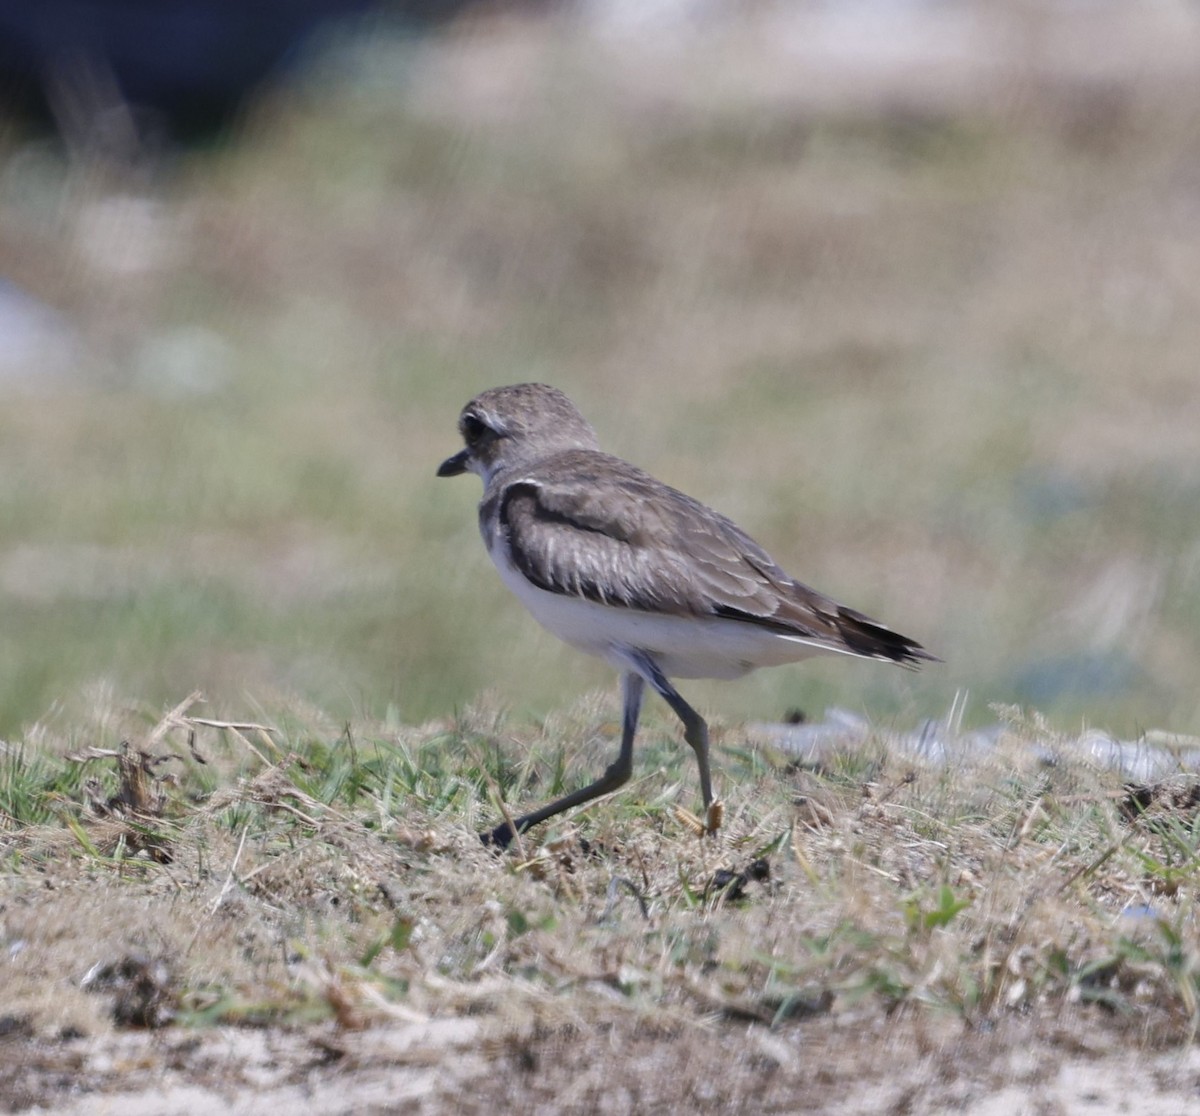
[1,0,1198,740]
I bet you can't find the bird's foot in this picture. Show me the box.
[479,822,517,850]
[673,799,724,837]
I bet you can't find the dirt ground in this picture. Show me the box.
[7,704,1200,1115]
[5,1012,1200,1115]
[6,4,1200,1114]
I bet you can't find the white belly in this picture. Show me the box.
[488,543,845,680]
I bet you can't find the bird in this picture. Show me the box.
[437,383,937,847]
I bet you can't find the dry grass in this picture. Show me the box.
[4,6,1200,1111]
[4,688,1200,1111]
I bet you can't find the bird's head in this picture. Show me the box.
[437,383,600,484]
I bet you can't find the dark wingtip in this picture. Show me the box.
[835,607,941,668]
[899,644,943,668]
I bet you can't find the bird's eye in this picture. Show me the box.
[461,414,489,443]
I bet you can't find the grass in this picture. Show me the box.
[2,9,1200,1109]
[1,15,1199,739]
[3,689,1200,1109]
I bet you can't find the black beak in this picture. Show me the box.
[437,448,470,477]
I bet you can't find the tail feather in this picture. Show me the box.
[834,606,940,668]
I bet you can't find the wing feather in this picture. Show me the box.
[493,451,935,666]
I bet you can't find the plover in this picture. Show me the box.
[438,383,936,847]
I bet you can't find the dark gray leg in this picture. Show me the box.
[627,653,714,811]
[481,671,645,849]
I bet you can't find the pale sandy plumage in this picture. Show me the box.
[438,383,935,846]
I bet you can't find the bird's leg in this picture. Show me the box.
[481,671,644,849]
[627,653,722,833]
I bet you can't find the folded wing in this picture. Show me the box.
[496,451,935,667]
